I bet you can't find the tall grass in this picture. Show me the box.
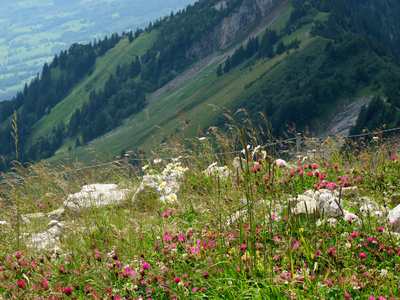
[0,116,399,299]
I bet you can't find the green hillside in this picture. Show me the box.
[1,0,400,169]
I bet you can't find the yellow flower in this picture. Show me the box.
[242,251,250,261]
[298,228,304,233]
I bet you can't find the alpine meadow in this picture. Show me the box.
[1,0,400,299]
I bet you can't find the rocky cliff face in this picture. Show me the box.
[187,0,284,60]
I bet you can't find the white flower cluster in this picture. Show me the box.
[156,156,187,203]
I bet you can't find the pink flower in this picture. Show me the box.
[378,227,384,232]
[241,243,247,250]
[64,287,72,295]
[344,292,350,299]
[163,213,168,218]
[334,163,338,169]
[143,262,150,269]
[17,280,26,288]
[192,287,198,292]
[359,253,366,259]
[203,270,209,278]
[201,287,207,292]
[174,277,181,283]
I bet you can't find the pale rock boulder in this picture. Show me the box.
[340,186,358,199]
[294,198,318,217]
[289,194,314,206]
[343,209,361,226]
[359,202,380,215]
[27,220,65,251]
[387,204,400,232]
[317,191,343,217]
[22,207,65,223]
[64,184,131,212]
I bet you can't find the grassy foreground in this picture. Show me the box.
[1,119,400,299]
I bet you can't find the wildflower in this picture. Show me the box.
[273,236,281,245]
[174,277,181,283]
[201,287,207,292]
[252,145,261,156]
[142,165,148,171]
[64,287,72,295]
[241,243,247,250]
[203,270,209,279]
[142,262,150,269]
[192,287,198,292]
[153,159,162,164]
[158,181,167,191]
[163,213,168,218]
[334,163,338,169]
[378,227,384,232]
[344,292,350,299]
[359,253,366,259]
[198,137,207,141]
[167,193,177,202]
[17,280,26,288]
[350,232,357,238]
[298,228,304,233]
[261,150,267,158]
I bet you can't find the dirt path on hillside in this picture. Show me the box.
[149,0,289,102]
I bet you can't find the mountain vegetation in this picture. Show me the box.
[0,0,400,171]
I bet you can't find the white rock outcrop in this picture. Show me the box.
[27,220,65,251]
[64,184,131,212]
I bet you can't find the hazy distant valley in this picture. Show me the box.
[0,0,196,100]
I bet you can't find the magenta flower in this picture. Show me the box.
[163,213,168,218]
[64,287,72,295]
[359,253,366,259]
[344,292,350,299]
[174,277,181,283]
[192,287,198,292]
[350,232,357,238]
[241,243,247,250]
[17,280,26,288]
[377,227,384,232]
[143,262,150,269]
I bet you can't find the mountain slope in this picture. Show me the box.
[1,0,400,169]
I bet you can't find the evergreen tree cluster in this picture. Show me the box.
[220,28,300,75]
[0,33,121,170]
[68,56,145,144]
[309,0,400,56]
[224,0,400,137]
